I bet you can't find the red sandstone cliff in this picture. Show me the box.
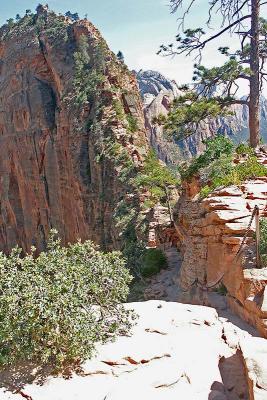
[0,7,148,253]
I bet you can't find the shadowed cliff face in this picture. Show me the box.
[0,8,148,253]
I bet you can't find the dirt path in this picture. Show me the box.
[143,246,259,337]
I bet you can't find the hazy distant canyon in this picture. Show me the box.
[136,69,267,162]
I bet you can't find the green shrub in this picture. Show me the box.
[200,156,267,197]
[141,248,168,277]
[214,283,228,296]
[132,150,179,206]
[260,218,267,266]
[181,136,234,180]
[126,114,138,133]
[200,185,212,198]
[0,230,133,369]
[232,156,266,182]
[235,142,255,156]
[181,136,267,198]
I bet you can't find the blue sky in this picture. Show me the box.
[1,0,182,82]
[0,1,263,95]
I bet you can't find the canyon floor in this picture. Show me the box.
[143,245,260,335]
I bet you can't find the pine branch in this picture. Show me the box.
[232,0,249,18]
[185,14,251,51]
[159,15,251,58]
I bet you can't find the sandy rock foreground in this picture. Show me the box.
[0,301,266,400]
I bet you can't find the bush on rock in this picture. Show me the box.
[0,230,133,369]
[141,248,168,277]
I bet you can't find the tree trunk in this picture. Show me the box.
[249,0,260,148]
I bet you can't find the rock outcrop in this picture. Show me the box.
[0,9,147,253]
[1,301,266,400]
[136,70,183,164]
[174,153,267,338]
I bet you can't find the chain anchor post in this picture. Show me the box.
[255,205,262,269]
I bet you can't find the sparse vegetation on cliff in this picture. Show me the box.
[45,15,69,43]
[180,136,267,198]
[0,231,133,369]
[111,99,138,134]
[1,7,69,43]
[133,149,179,208]
[113,99,125,121]
[73,34,105,105]
[126,114,138,133]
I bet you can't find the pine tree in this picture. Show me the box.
[158,0,267,148]
[65,11,79,21]
[6,18,14,27]
[117,51,125,63]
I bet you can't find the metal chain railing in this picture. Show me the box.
[183,205,262,294]
[234,205,259,260]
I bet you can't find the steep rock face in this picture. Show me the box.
[0,9,147,253]
[137,70,267,160]
[136,70,183,164]
[173,153,267,338]
[137,70,181,107]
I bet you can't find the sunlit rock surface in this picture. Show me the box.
[1,301,266,400]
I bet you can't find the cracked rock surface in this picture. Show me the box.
[1,301,266,400]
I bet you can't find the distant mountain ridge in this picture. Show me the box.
[136,70,181,104]
[136,69,267,161]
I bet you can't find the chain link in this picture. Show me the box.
[234,205,258,260]
[183,205,259,292]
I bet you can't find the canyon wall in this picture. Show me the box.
[0,7,148,253]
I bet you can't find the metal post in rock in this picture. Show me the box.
[255,205,262,268]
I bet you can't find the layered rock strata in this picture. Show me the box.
[0,8,147,253]
[174,156,267,337]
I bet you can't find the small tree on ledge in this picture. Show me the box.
[158,0,267,148]
[117,51,125,63]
